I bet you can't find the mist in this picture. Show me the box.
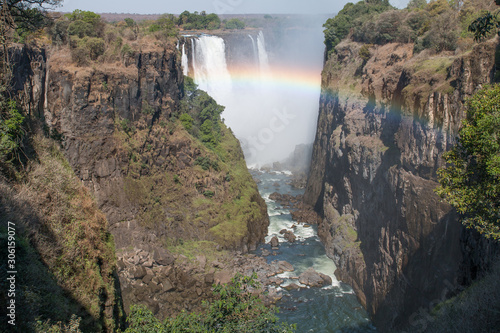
[184,16,326,166]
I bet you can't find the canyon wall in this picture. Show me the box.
[9,41,269,323]
[304,39,499,330]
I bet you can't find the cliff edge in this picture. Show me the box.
[304,38,499,330]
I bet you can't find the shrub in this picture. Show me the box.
[179,113,193,131]
[323,0,393,54]
[70,46,89,66]
[0,99,24,171]
[124,273,296,332]
[359,44,372,62]
[68,20,94,38]
[81,37,105,60]
[436,84,500,239]
[225,18,245,30]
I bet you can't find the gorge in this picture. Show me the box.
[2,3,500,333]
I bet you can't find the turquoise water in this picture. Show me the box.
[252,170,377,333]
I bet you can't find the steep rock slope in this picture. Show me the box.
[304,39,498,330]
[9,41,269,321]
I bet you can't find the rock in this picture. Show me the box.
[153,248,175,266]
[269,236,279,248]
[319,273,333,285]
[282,230,296,243]
[133,266,147,279]
[261,249,271,257]
[283,283,301,291]
[278,261,294,272]
[204,273,214,285]
[196,255,207,269]
[298,267,330,287]
[142,273,154,284]
[162,278,174,292]
[214,270,232,285]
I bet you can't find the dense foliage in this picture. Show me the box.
[436,85,500,239]
[180,77,224,149]
[324,0,499,57]
[323,0,393,54]
[125,273,296,332]
[468,1,500,40]
[178,10,221,30]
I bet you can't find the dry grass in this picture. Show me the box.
[0,134,122,332]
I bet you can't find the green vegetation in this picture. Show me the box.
[224,18,246,30]
[180,77,225,150]
[323,0,393,54]
[178,10,221,30]
[468,1,500,41]
[325,0,499,58]
[0,99,24,175]
[125,273,295,333]
[436,85,500,239]
[0,135,123,332]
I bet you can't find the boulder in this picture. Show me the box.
[153,248,175,266]
[269,236,279,248]
[283,283,301,291]
[278,261,294,272]
[132,266,147,279]
[298,267,331,287]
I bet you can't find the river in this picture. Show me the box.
[251,169,377,332]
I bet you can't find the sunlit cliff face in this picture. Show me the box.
[184,16,325,166]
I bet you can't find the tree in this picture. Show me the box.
[1,0,61,31]
[468,1,500,41]
[436,84,500,239]
[125,273,296,332]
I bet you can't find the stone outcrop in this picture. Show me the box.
[9,41,269,322]
[304,39,499,330]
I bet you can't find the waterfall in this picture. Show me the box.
[192,35,232,104]
[248,35,259,66]
[181,44,188,76]
[257,31,270,71]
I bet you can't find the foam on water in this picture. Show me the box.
[253,170,376,332]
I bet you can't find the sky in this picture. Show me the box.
[56,0,411,15]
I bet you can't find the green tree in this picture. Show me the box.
[436,85,500,239]
[125,273,296,332]
[0,99,24,172]
[323,0,392,54]
[225,18,245,30]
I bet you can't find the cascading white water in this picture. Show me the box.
[187,23,324,166]
[248,35,259,66]
[256,31,269,71]
[181,44,188,76]
[192,36,232,104]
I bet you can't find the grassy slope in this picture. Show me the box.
[0,133,123,332]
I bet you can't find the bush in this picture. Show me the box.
[0,99,24,172]
[436,84,500,239]
[179,113,193,131]
[50,19,70,45]
[124,273,296,332]
[323,0,393,54]
[68,20,94,38]
[225,18,245,30]
[70,46,89,66]
[81,37,105,60]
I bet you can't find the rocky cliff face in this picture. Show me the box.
[10,41,269,323]
[304,39,499,330]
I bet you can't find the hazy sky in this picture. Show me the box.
[56,0,411,15]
